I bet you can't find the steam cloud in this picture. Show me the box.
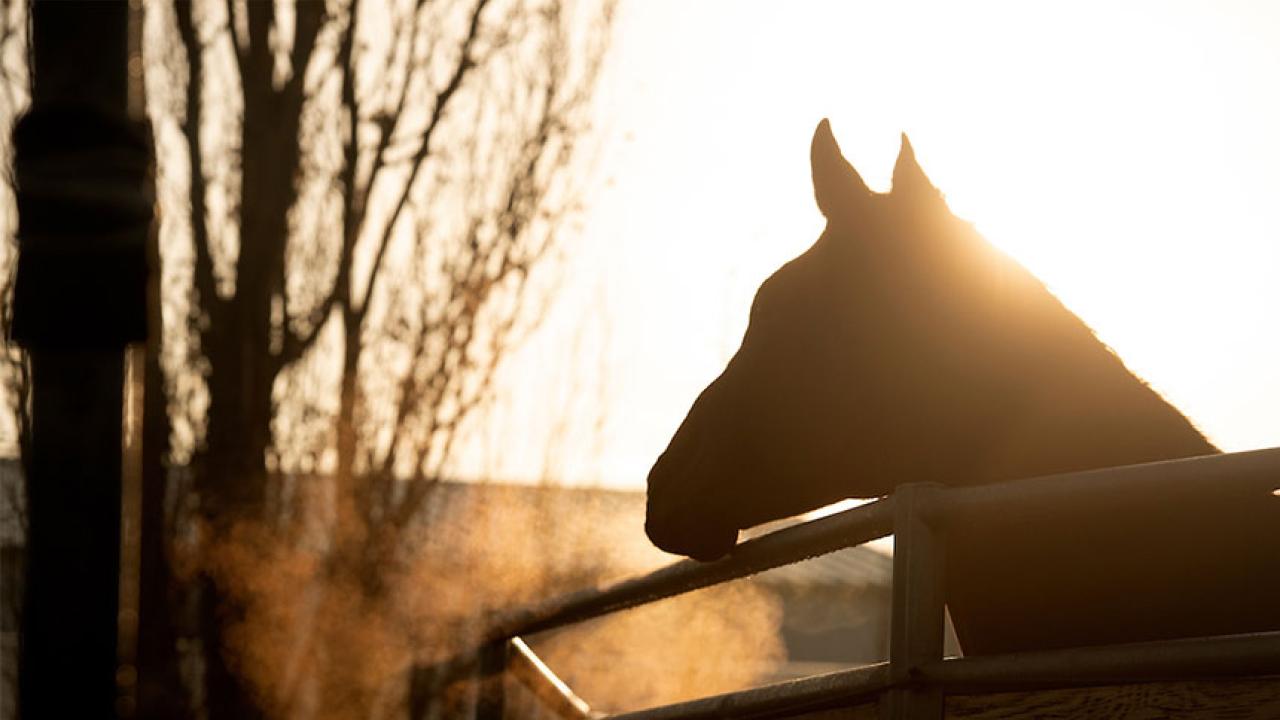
[197,480,785,718]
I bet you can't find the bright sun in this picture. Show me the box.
[473,0,1280,487]
[830,1,1280,455]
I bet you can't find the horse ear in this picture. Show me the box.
[811,119,871,218]
[891,133,939,198]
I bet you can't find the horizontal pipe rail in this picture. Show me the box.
[417,447,1280,719]
[603,631,1280,720]
[486,497,896,640]
[606,663,891,720]
[941,447,1280,523]
[484,447,1279,645]
[922,630,1280,694]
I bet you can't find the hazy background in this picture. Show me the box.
[2,2,1277,717]
[469,0,1280,489]
[1,2,1276,485]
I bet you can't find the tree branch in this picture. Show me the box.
[351,0,424,233]
[353,0,492,326]
[287,0,326,97]
[223,0,247,81]
[375,217,482,482]
[175,0,221,330]
[386,19,599,526]
[279,1,355,366]
[273,1,327,348]
[244,0,272,70]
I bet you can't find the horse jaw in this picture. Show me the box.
[645,430,740,561]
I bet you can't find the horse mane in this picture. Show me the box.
[926,201,1218,474]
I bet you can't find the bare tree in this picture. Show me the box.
[0,25,31,709]
[0,27,24,698]
[0,0,30,462]
[142,0,614,716]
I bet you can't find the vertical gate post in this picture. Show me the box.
[882,483,946,720]
[477,638,510,720]
[12,2,152,718]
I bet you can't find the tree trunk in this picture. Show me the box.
[193,42,312,720]
[335,327,359,482]
[194,233,282,720]
[197,309,273,719]
[136,202,192,719]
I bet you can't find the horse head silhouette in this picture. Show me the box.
[643,121,1276,654]
[647,119,1215,561]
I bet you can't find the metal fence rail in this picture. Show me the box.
[412,447,1280,720]
[607,631,1280,720]
[489,494,895,641]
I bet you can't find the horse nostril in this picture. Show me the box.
[646,420,736,560]
[645,498,738,562]
[682,526,738,562]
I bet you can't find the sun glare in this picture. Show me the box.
[828,1,1280,455]
[598,1,1278,483]
[476,1,1280,488]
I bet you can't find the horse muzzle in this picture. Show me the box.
[645,444,740,561]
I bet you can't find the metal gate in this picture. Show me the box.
[411,448,1280,719]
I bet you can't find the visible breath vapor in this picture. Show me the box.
[197,479,785,719]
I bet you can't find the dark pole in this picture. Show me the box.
[476,639,510,720]
[11,1,152,718]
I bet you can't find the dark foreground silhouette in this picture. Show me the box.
[646,120,1279,654]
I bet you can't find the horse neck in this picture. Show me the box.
[977,273,1218,483]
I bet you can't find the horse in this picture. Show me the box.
[645,119,1279,655]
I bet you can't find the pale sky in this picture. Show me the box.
[7,2,1269,489]
[472,0,1280,489]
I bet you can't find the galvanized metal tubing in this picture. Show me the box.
[942,447,1280,523]
[605,631,1280,720]
[921,630,1280,693]
[607,663,891,720]
[487,496,897,641]
[487,448,1280,645]
[453,448,1280,720]
[508,638,596,719]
